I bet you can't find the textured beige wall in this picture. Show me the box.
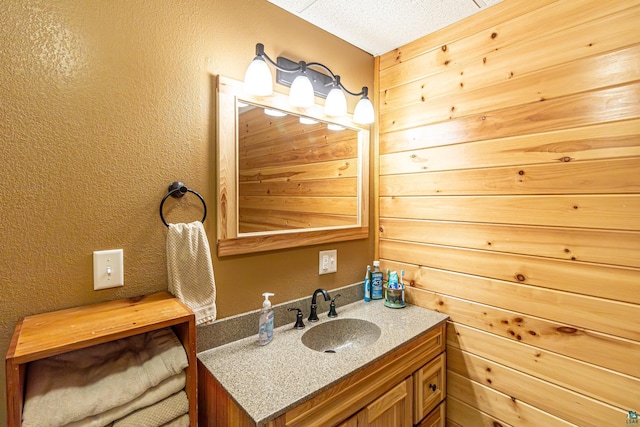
[0,0,373,422]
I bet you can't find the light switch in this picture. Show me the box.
[319,249,337,275]
[93,249,124,290]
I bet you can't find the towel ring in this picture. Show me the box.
[159,181,207,227]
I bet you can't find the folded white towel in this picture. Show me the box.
[167,221,217,326]
[67,372,186,427]
[112,391,189,427]
[22,328,188,427]
[161,414,190,427]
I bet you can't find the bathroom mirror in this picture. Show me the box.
[216,76,369,256]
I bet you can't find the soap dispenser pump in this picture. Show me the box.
[258,292,275,345]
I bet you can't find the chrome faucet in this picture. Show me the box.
[308,288,330,322]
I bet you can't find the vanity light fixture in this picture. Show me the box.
[243,43,374,125]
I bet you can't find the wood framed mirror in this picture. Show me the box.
[216,75,369,256]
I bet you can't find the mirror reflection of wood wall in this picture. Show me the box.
[238,104,359,233]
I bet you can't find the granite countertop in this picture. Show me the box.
[197,300,448,426]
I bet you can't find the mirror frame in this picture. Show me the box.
[216,75,370,257]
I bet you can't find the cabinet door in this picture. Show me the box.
[356,377,413,427]
[416,402,445,427]
[413,352,446,424]
[336,414,359,427]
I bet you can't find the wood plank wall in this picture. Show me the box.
[237,107,359,232]
[375,0,640,425]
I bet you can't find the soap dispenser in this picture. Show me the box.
[258,292,275,345]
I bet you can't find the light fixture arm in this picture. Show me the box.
[255,43,305,74]
[253,43,368,98]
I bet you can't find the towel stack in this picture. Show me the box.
[22,328,190,427]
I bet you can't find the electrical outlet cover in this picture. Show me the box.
[318,249,337,274]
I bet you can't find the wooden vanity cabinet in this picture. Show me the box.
[338,377,414,427]
[416,402,446,427]
[5,292,197,427]
[199,322,446,427]
[413,352,446,423]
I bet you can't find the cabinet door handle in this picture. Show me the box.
[429,383,437,392]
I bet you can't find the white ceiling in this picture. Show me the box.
[267,0,503,56]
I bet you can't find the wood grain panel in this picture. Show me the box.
[239,109,323,145]
[239,107,357,147]
[239,158,357,182]
[217,226,368,257]
[448,347,625,426]
[382,40,640,116]
[240,195,356,215]
[238,107,358,169]
[240,177,357,197]
[380,194,640,230]
[445,322,640,411]
[447,371,574,427]
[381,239,640,304]
[381,4,640,106]
[216,83,236,241]
[240,139,357,170]
[379,116,640,158]
[7,292,193,364]
[239,209,355,232]
[390,260,639,343]
[377,1,640,425]
[198,361,255,427]
[380,157,640,196]
[447,396,513,427]
[240,124,355,151]
[380,80,640,135]
[241,135,357,169]
[379,219,640,268]
[361,377,412,426]
[378,0,634,77]
[378,0,559,71]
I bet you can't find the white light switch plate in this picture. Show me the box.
[319,249,337,275]
[93,249,124,290]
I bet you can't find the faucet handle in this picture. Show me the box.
[288,308,305,329]
[328,294,341,318]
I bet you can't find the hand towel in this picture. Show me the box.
[167,221,217,326]
[22,328,188,427]
[66,372,186,427]
[112,391,189,427]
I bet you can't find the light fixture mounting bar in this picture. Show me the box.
[276,57,335,99]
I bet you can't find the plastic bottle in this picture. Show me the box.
[363,265,371,302]
[371,261,383,300]
[400,270,406,306]
[258,292,275,345]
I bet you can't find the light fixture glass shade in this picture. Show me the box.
[244,57,273,96]
[353,97,374,124]
[264,108,287,117]
[299,117,318,125]
[324,87,347,117]
[327,123,345,131]
[289,75,314,108]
